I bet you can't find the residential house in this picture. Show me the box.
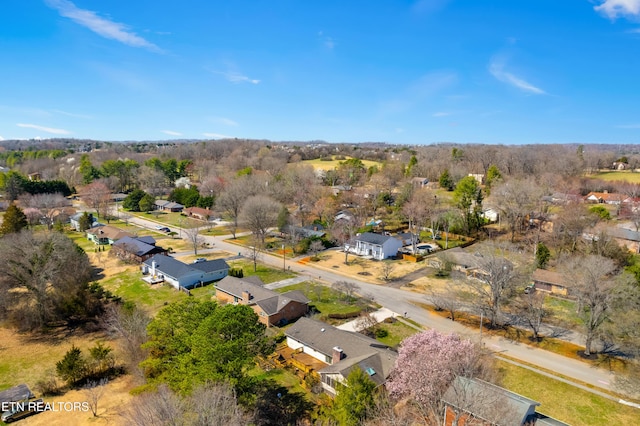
[215,276,309,326]
[112,236,169,263]
[282,224,326,240]
[331,185,352,196]
[584,191,624,205]
[184,206,213,221]
[347,232,403,260]
[87,225,133,245]
[481,208,499,222]
[411,177,429,188]
[442,376,569,426]
[141,254,230,289]
[531,268,570,296]
[70,212,95,231]
[285,317,397,395]
[468,173,485,185]
[429,247,492,279]
[154,199,184,212]
[334,210,355,223]
[606,227,640,253]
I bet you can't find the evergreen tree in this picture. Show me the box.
[0,203,28,235]
[56,345,87,386]
[439,169,454,191]
[535,243,551,269]
[332,367,377,426]
[139,193,156,212]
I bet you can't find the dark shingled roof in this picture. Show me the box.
[114,236,161,257]
[143,254,197,280]
[192,259,230,273]
[354,232,394,245]
[0,384,34,405]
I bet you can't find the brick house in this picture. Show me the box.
[112,236,168,263]
[531,268,570,296]
[184,206,214,221]
[87,225,133,245]
[214,276,309,327]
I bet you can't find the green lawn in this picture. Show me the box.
[375,320,420,349]
[591,171,640,183]
[227,259,297,284]
[497,360,639,426]
[99,268,187,313]
[545,296,583,328]
[275,282,372,318]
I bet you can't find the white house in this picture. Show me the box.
[347,232,403,260]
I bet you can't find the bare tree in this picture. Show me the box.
[309,240,325,259]
[103,304,150,378]
[514,290,549,341]
[562,255,619,356]
[121,384,185,426]
[84,378,108,417]
[83,180,112,219]
[355,313,379,335]
[186,382,246,426]
[380,260,395,282]
[183,219,205,255]
[488,178,542,242]
[402,190,434,253]
[245,236,263,273]
[428,284,465,322]
[239,195,281,245]
[218,176,261,238]
[462,244,522,329]
[332,280,360,302]
[19,192,68,230]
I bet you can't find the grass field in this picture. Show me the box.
[276,282,373,320]
[227,259,297,284]
[302,156,382,171]
[590,171,640,183]
[497,360,639,426]
[375,320,420,348]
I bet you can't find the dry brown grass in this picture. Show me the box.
[305,249,429,284]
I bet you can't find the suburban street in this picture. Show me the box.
[126,214,623,399]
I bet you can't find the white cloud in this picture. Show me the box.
[489,59,545,95]
[162,130,182,136]
[210,116,238,126]
[379,71,458,115]
[45,0,161,52]
[318,31,336,49]
[0,135,4,141]
[627,27,640,32]
[595,0,640,19]
[433,111,451,117]
[203,133,231,139]
[212,70,260,84]
[16,123,71,134]
[52,109,92,119]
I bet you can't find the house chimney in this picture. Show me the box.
[242,291,252,304]
[332,346,344,365]
[151,260,156,277]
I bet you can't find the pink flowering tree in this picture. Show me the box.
[386,329,479,411]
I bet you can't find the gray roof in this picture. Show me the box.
[137,236,156,245]
[285,317,397,385]
[442,376,540,426]
[283,225,325,239]
[355,232,393,245]
[0,384,34,405]
[607,227,640,242]
[255,290,309,316]
[143,254,197,280]
[215,276,274,301]
[192,259,230,273]
[114,236,163,257]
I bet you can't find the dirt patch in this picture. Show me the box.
[306,249,433,285]
[21,375,135,426]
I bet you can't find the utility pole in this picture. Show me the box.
[282,244,286,271]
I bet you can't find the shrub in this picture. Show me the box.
[375,328,389,338]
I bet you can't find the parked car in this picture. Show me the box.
[2,398,43,423]
[155,226,171,233]
[193,258,207,263]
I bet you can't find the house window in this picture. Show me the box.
[234,296,239,303]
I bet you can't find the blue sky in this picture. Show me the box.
[1,0,640,144]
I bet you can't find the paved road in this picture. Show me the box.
[124,216,622,397]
